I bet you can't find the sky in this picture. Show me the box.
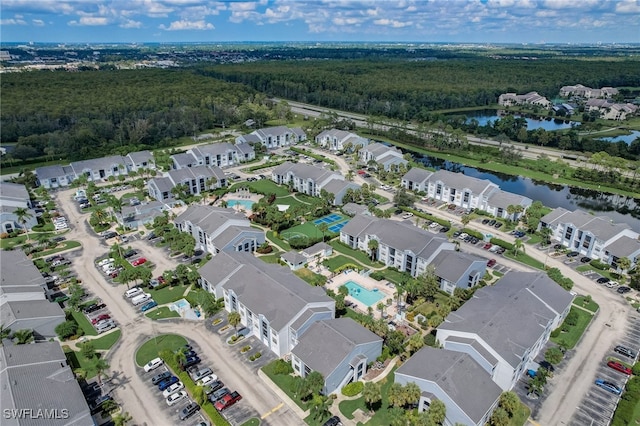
[1,0,639,44]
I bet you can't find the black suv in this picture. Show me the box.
[323,416,343,426]
[596,277,610,284]
[614,345,636,358]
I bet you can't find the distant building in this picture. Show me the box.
[315,129,369,152]
[147,165,226,202]
[560,84,618,99]
[498,91,551,108]
[358,142,408,171]
[0,182,37,233]
[585,99,638,121]
[170,142,255,170]
[236,126,306,149]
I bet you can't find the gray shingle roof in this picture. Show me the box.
[0,182,30,203]
[127,150,153,164]
[193,142,236,158]
[2,300,65,324]
[0,342,93,426]
[396,346,501,425]
[171,152,198,167]
[168,165,220,183]
[292,318,382,378]
[429,169,497,195]
[211,225,262,249]
[34,165,68,181]
[302,242,332,257]
[235,143,255,154]
[542,208,631,241]
[342,203,369,216]
[0,251,47,297]
[440,271,573,368]
[200,252,333,330]
[540,207,570,225]
[254,125,291,139]
[430,251,485,283]
[444,335,499,366]
[605,235,640,258]
[281,250,308,266]
[321,179,358,197]
[487,189,532,209]
[402,168,433,184]
[175,205,250,236]
[272,162,338,183]
[149,177,174,194]
[70,155,127,174]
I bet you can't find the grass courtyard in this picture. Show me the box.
[135,334,188,366]
[551,306,594,349]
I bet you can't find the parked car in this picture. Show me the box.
[123,249,137,258]
[91,314,111,325]
[162,382,185,398]
[89,395,113,413]
[209,387,229,403]
[596,277,610,284]
[157,376,179,391]
[97,258,115,267]
[617,286,631,294]
[140,301,158,312]
[483,243,492,250]
[580,257,591,263]
[198,374,218,387]
[178,403,200,421]
[151,371,172,385]
[594,379,622,395]
[566,251,580,258]
[83,303,106,314]
[487,259,497,268]
[614,345,636,358]
[190,367,212,382]
[166,390,188,406]
[181,356,201,369]
[204,380,225,395]
[132,258,147,267]
[607,361,632,375]
[214,391,242,411]
[494,222,503,229]
[323,416,343,426]
[144,357,163,372]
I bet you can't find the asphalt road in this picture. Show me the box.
[53,187,303,426]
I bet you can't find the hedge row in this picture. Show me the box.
[404,207,450,227]
[490,237,514,251]
[289,147,337,165]
[547,268,574,291]
[244,160,287,172]
[589,259,609,271]
[611,376,640,426]
[462,228,484,240]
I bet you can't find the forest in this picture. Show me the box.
[2,54,640,166]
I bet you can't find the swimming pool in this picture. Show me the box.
[227,199,255,210]
[172,299,190,310]
[344,280,384,307]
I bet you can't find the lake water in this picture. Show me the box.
[409,153,640,232]
[460,110,581,131]
[596,130,640,145]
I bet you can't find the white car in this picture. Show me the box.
[198,374,218,387]
[606,281,619,288]
[143,357,164,372]
[401,213,414,219]
[166,390,187,406]
[162,382,185,398]
[98,258,115,267]
[458,233,468,240]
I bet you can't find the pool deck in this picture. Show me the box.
[326,271,396,318]
[220,189,262,216]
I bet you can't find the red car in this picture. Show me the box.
[132,258,147,267]
[607,361,632,375]
[157,276,166,284]
[483,243,492,250]
[91,314,110,325]
[487,259,497,267]
[214,391,242,411]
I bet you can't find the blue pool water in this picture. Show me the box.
[344,280,384,307]
[228,199,255,210]
[173,299,190,309]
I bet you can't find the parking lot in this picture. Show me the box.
[569,313,640,426]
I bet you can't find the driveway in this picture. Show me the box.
[52,187,303,426]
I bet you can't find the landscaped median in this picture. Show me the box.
[550,300,598,349]
[610,365,640,426]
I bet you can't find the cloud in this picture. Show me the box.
[120,19,143,28]
[1,18,27,25]
[69,16,109,26]
[32,19,45,26]
[616,0,640,14]
[373,18,412,28]
[159,19,214,30]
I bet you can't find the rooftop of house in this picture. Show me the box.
[171,152,198,167]
[302,242,332,257]
[396,346,502,425]
[605,235,640,259]
[316,129,356,141]
[439,271,573,368]
[0,341,93,426]
[149,176,175,194]
[70,155,127,174]
[199,251,333,330]
[430,250,485,283]
[192,142,236,158]
[541,208,631,241]
[1,300,66,325]
[342,203,369,217]
[175,205,250,236]
[321,179,358,198]
[487,189,532,209]
[0,250,47,296]
[0,182,30,203]
[168,165,221,183]
[402,167,433,183]
[272,162,338,183]
[35,164,72,180]
[429,169,497,196]
[292,318,382,378]
[281,250,308,266]
[127,150,154,164]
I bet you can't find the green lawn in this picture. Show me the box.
[573,296,600,313]
[267,230,291,251]
[71,310,98,336]
[145,306,181,320]
[503,251,545,270]
[276,195,311,211]
[324,255,363,272]
[258,253,283,264]
[551,306,594,349]
[229,180,289,197]
[525,234,543,245]
[281,222,324,240]
[261,360,307,410]
[63,346,106,379]
[575,265,619,280]
[240,419,261,426]
[135,334,188,366]
[294,268,327,287]
[339,367,398,425]
[0,235,28,249]
[32,240,82,258]
[149,285,189,305]
[328,241,379,268]
[91,329,121,350]
[413,293,452,317]
[376,268,412,285]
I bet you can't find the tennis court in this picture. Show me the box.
[313,213,343,225]
[328,222,348,233]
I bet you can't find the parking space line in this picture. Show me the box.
[260,402,284,419]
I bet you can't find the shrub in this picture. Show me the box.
[55,320,79,340]
[550,328,561,338]
[462,228,484,240]
[406,312,415,322]
[490,238,514,251]
[0,232,9,239]
[424,333,437,347]
[272,359,294,375]
[249,352,262,361]
[336,263,359,273]
[341,381,364,397]
[633,362,640,377]
[590,259,609,271]
[370,271,384,280]
[547,268,574,290]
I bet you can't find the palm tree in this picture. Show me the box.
[368,239,379,261]
[376,302,385,318]
[92,358,110,386]
[317,222,329,242]
[513,238,525,257]
[174,348,188,369]
[13,207,33,241]
[13,329,34,345]
[310,394,332,421]
[460,214,471,228]
[92,207,109,226]
[228,311,241,336]
[617,257,632,274]
[363,381,382,413]
[113,411,133,426]
[0,324,11,342]
[404,382,421,408]
[539,226,552,246]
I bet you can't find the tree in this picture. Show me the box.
[539,226,552,246]
[405,382,421,407]
[363,381,382,413]
[13,329,34,345]
[174,347,188,369]
[81,342,96,360]
[460,214,470,227]
[407,332,425,355]
[617,256,631,274]
[113,411,133,426]
[512,238,524,257]
[193,385,207,405]
[490,407,510,426]
[310,394,332,421]
[306,371,325,396]
[387,382,406,407]
[428,314,444,328]
[428,398,447,425]
[55,321,79,339]
[92,358,110,386]
[338,285,349,297]
[544,347,564,366]
[92,207,109,227]
[498,391,520,417]
[228,311,242,336]
[388,407,406,426]
[368,239,379,261]
[0,324,11,342]
[376,302,385,318]
[318,222,329,242]
[14,207,33,241]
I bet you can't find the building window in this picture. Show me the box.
[582,235,591,249]
[463,192,470,203]
[304,365,312,376]
[436,184,442,195]
[231,295,237,311]
[261,320,269,339]
[564,227,573,240]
